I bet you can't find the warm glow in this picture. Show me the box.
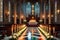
[24,20,27,22]
[57,10,60,13]
[51,15,53,17]
[57,10,60,14]
[23,24,26,27]
[48,14,53,17]
[21,15,24,19]
[29,19,36,22]
[13,14,17,17]
[51,35,53,38]
[16,14,17,17]
[7,11,10,15]
[32,4,34,15]
[5,11,10,16]
[32,10,34,13]
[32,5,34,8]
[39,19,43,22]
[32,16,34,19]
[42,15,45,18]
[40,25,42,27]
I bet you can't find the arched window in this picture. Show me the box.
[22,2,31,17]
[26,2,31,17]
[35,2,40,16]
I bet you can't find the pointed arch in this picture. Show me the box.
[26,2,32,16]
[34,2,40,16]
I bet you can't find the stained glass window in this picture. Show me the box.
[26,2,31,15]
[35,2,40,16]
